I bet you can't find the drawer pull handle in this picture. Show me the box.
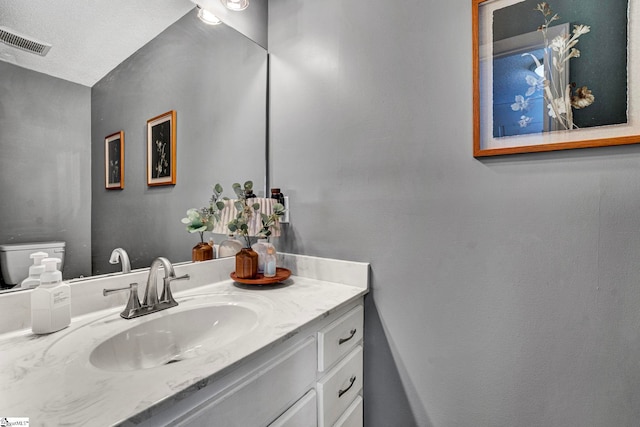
[338,329,357,345]
[338,375,356,398]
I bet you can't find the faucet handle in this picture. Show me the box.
[103,283,142,319]
[160,274,190,304]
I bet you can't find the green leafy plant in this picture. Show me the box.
[258,202,285,238]
[227,181,261,247]
[181,183,226,243]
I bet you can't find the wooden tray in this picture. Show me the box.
[230,267,291,285]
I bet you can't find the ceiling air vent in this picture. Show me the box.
[0,26,51,56]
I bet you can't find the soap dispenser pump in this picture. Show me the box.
[20,251,48,289]
[31,257,71,334]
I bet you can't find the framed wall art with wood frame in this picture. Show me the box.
[146,110,176,186]
[105,131,124,190]
[473,0,639,157]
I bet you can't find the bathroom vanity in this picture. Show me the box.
[0,253,368,426]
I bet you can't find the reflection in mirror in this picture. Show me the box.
[0,6,267,292]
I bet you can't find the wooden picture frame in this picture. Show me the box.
[105,131,124,190]
[473,0,639,157]
[146,110,176,186]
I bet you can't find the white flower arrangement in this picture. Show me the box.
[511,2,594,131]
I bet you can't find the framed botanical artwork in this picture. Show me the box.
[473,0,640,156]
[105,131,124,190]
[146,110,176,186]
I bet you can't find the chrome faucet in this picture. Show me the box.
[109,248,131,274]
[103,257,190,319]
[143,257,187,307]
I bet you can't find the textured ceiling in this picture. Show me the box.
[0,0,195,87]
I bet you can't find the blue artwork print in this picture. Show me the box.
[492,2,604,139]
[493,48,546,137]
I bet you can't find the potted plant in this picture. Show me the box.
[227,181,262,278]
[181,183,225,261]
[252,202,286,276]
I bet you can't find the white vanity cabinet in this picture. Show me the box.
[172,337,317,427]
[334,396,364,427]
[316,305,364,427]
[138,299,364,427]
[0,254,370,426]
[268,390,317,427]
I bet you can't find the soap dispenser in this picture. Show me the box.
[31,257,71,334]
[21,251,48,289]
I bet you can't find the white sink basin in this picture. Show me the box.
[44,292,272,372]
[90,304,259,371]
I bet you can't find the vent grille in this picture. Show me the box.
[0,26,51,56]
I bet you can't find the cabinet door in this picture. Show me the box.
[334,396,363,427]
[175,337,316,427]
[317,346,363,427]
[268,389,317,427]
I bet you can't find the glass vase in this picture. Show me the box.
[235,248,258,279]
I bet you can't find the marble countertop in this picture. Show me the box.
[0,254,368,426]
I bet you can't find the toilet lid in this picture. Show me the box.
[0,241,66,252]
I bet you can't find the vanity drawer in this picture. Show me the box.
[172,337,317,427]
[269,389,317,427]
[318,305,363,372]
[317,345,363,427]
[334,395,363,427]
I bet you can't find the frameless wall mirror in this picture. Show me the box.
[0,0,268,292]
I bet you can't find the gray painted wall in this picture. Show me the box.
[269,0,640,426]
[91,12,267,275]
[0,62,91,284]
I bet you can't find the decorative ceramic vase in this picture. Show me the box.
[235,247,258,279]
[192,241,213,262]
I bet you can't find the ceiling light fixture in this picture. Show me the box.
[197,5,222,25]
[220,0,249,11]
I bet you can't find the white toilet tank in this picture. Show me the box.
[0,241,66,286]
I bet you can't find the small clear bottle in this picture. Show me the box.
[251,239,268,273]
[264,246,277,278]
[208,237,216,259]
